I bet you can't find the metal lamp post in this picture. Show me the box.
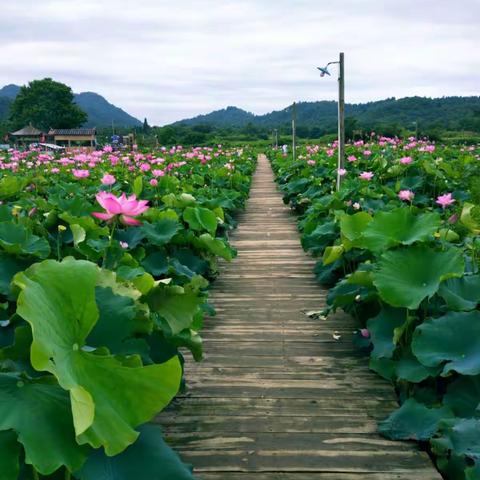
[317,52,345,191]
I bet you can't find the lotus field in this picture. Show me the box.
[0,145,255,478]
[270,138,480,479]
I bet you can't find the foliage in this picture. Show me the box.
[270,136,480,479]
[0,143,256,477]
[9,78,87,130]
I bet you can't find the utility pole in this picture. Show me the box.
[275,129,278,148]
[337,52,345,191]
[292,102,297,162]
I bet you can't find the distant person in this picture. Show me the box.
[282,144,288,155]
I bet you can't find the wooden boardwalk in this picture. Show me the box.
[158,155,441,479]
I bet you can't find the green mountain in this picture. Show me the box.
[0,84,141,128]
[173,96,480,133]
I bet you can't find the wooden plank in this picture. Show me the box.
[155,154,441,479]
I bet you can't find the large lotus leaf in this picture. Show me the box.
[435,418,480,460]
[141,219,179,247]
[0,430,21,479]
[0,373,87,474]
[14,258,182,456]
[444,376,480,418]
[461,203,480,235]
[395,349,441,383]
[373,245,464,309]
[366,306,406,359]
[438,275,480,311]
[369,356,396,381]
[412,311,480,375]
[339,212,372,249]
[197,233,234,261]
[170,249,208,276]
[0,176,29,200]
[183,206,217,235]
[86,287,144,357]
[146,284,203,335]
[466,462,480,480]
[301,221,337,255]
[361,208,441,252]
[0,253,31,297]
[379,398,453,440]
[77,424,196,480]
[0,222,50,258]
[141,251,169,276]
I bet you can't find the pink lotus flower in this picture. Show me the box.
[347,155,357,162]
[363,150,372,156]
[73,169,90,178]
[337,168,347,176]
[150,178,158,186]
[436,193,455,209]
[398,190,414,202]
[360,328,370,338]
[307,159,316,166]
[353,202,361,210]
[359,171,374,181]
[101,173,116,185]
[399,156,413,165]
[448,213,459,224]
[92,192,149,226]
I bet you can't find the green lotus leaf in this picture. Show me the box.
[0,222,50,258]
[438,275,480,311]
[466,462,480,480]
[86,287,137,355]
[197,233,234,261]
[412,311,480,376]
[395,349,441,383]
[444,376,480,418]
[0,373,87,475]
[0,253,31,297]
[183,206,217,235]
[322,245,344,266]
[379,398,453,441]
[141,251,169,276]
[339,211,372,249]
[461,202,480,235]
[361,208,441,252]
[14,258,182,456]
[435,418,480,460]
[373,245,464,309]
[366,306,406,359]
[141,219,179,246]
[77,424,196,480]
[0,176,29,200]
[369,356,396,381]
[146,284,203,335]
[0,430,21,479]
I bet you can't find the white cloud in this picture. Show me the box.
[0,0,478,124]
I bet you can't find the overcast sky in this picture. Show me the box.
[1,0,479,125]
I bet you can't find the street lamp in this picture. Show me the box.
[317,52,345,191]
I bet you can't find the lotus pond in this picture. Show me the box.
[271,138,480,480]
[0,145,256,479]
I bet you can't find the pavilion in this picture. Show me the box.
[47,128,97,148]
[10,124,45,146]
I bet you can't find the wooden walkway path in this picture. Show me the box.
[158,155,441,479]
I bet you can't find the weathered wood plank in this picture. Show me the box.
[156,155,441,478]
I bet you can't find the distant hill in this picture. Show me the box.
[173,106,256,127]
[0,84,142,128]
[172,96,480,132]
[73,92,141,128]
[0,84,21,99]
